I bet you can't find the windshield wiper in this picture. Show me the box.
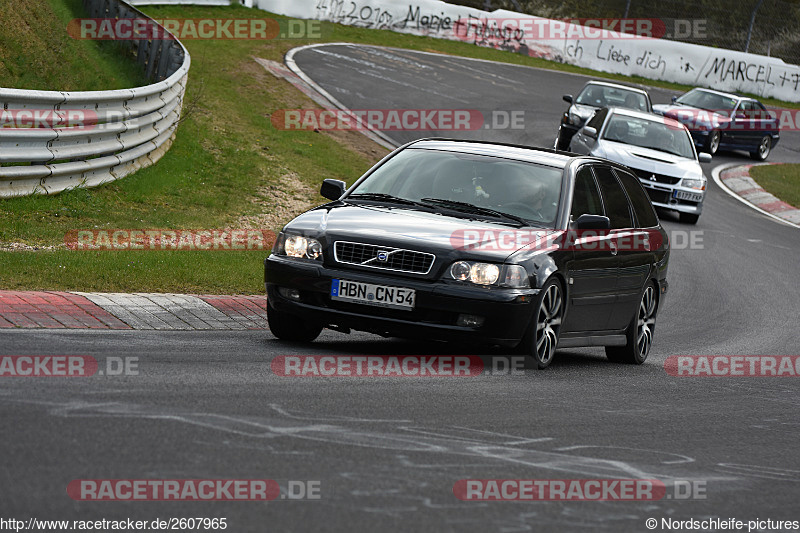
[346,193,431,208]
[419,198,529,226]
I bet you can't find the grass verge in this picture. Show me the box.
[749,164,800,209]
[0,0,147,90]
[1,3,798,293]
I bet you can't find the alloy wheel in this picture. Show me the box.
[758,136,771,159]
[536,283,563,366]
[709,130,720,154]
[636,285,657,358]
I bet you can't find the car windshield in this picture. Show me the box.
[348,148,564,227]
[575,84,648,111]
[676,89,737,114]
[602,114,695,159]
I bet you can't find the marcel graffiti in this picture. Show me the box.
[703,57,800,90]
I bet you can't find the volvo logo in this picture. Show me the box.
[376,251,389,262]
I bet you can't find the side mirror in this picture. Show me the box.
[320,179,346,201]
[735,113,746,120]
[574,214,611,230]
[563,94,573,104]
[671,96,678,103]
[698,152,712,163]
[583,126,598,139]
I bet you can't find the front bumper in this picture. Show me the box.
[265,255,539,347]
[639,180,704,215]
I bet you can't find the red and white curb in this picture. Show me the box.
[0,291,268,330]
[713,163,800,228]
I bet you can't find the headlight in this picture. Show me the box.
[448,262,527,287]
[470,263,500,285]
[450,261,472,281]
[569,108,581,125]
[282,234,323,260]
[682,178,706,190]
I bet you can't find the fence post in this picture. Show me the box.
[745,0,765,53]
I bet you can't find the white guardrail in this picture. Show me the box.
[0,0,190,198]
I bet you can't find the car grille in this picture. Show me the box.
[334,241,435,274]
[643,187,671,204]
[630,168,682,185]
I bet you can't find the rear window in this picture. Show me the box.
[613,169,660,228]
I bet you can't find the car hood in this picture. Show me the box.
[594,140,701,177]
[653,104,729,124]
[571,103,597,119]
[283,203,559,264]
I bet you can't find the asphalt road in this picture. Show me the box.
[2,44,799,532]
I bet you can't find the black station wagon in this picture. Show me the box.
[265,139,669,368]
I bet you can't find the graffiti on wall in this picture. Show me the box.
[291,0,800,101]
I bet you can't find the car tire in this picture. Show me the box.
[704,130,720,155]
[605,282,658,365]
[267,302,322,342]
[679,212,700,224]
[517,278,563,369]
[750,135,771,161]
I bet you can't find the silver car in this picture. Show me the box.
[569,107,712,224]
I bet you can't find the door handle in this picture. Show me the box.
[609,240,618,256]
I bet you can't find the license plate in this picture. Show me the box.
[673,190,703,202]
[331,279,415,310]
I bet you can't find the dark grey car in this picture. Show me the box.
[555,80,653,151]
